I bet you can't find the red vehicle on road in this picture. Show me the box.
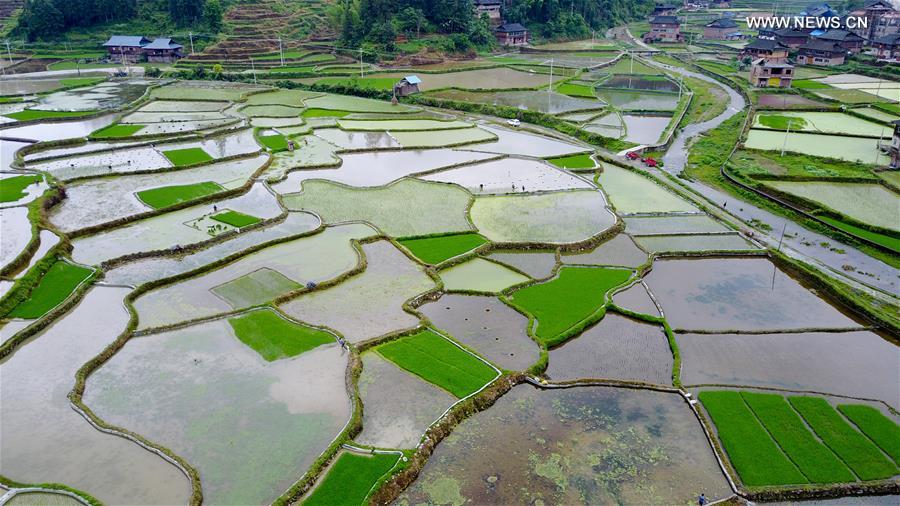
[642,157,658,168]
[625,151,640,160]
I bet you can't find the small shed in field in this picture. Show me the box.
[394,75,422,97]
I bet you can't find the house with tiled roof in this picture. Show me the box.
[814,29,865,52]
[645,16,683,42]
[143,38,183,63]
[704,18,742,40]
[741,38,790,62]
[103,35,150,62]
[797,40,847,65]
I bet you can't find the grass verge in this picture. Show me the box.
[8,261,93,319]
[789,396,897,481]
[376,329,497,398]
[397,233,488,265]
[228,309,334,361]
[699,390,807,487]
[507,266,632,346]
[136,181,224,209]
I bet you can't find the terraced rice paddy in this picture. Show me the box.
[754,112,888,137]
[1,73,895,506]
[744,129,890,165]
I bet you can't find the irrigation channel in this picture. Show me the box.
[645,60,899,300]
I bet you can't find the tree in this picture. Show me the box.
[169,0,203,25]
[468,12,495,48]
[20,0,64,40]
[203,0,223,32]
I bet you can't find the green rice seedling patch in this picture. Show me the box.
[162,147,213,166]
[136,181,225,209]
[817,216,900,253]
[302,108,351,118]
[507,266,632,346]
[376,329,498,398]
[0,175,41,202]
[59,77,106,87]
[741,392,854,483]
[556,82,596,98]
[698,391,808,487]
[4,109,96,121]
[303,94,415,113]
[251,50,312,61]
[210,210,261,228]
[792,79,832,89]
[90,124,146,138]
[303,451,401,506]
[874,103,900,115]
[546,153,595,169]
[8,261,93,319]
[212,268,302,309]
[789,396,898,481]
[227,309,333,361]
[259,133,289,151]
[756,114,808,131]
[837,405,900,465]
[245,89,322,106]
[314,77,399,91]
[397,233,488,265]
[241,105,303,118]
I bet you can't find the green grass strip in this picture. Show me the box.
[546,153,595,169]
[9,261,93,319]
[91,124,145,138]
[789,396,898,481]
[376,329,497,398]
[301,108,352,118]
[756,114,808,130]
[741,392,855,483]
[136,181,224,209]
[162,147,213,166]
[259,133,289,151]
[699,391,808,487]
[397,233,488,265]
[302,451,399,506]
[0,175,41,203]
[817,216,900,253]
[508,266,632,345]
[228,309,334,361]
[837,405,900,465]
[210,210,260,228]
[4,109,96,121]
[792,79,832,89]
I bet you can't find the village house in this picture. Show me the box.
[142,38,183,63]
[473,0,502,26]
[704,18,742,40]
[749,58,794,88]
[644,16,683,42]
[774,29,810,48]
[103,35,150,62]
[741,38,790,62]
[813,29,865,52]
[870,32,900,60]
[890,119,900,168]
[710,0,731,8]
[495,23,528,46]
[797,40,847,65]
[802,3,839,20]
[848,0,899,40]
[651,3,678,16]
[393,75,421,97]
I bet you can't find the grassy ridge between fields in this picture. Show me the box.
[228,309,334,361]
[136,181,224,209]
[701,390,900,488]
[302,451,400,506]
[508,266,632,346]
[7,261,93,319]
[376,329,497,398]
[397,233,488,265]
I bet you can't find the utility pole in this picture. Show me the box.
[251,57,257,84]
[781,118,792,156]
[279,37,284,67]
[359,47,363,77]
[548,58,553,93]
[630,50,634,74]
[189,31,195,54]
[875,127,884,165]
[4,40,12,65]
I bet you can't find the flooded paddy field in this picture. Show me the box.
[398,385,731,505]
[744,129,890,165]
[753,112,887,138]
[593,89,680,111]
[643,257,861,331]
[679,330,899,407]
[763,181,899,232]
[2,72,895,505]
